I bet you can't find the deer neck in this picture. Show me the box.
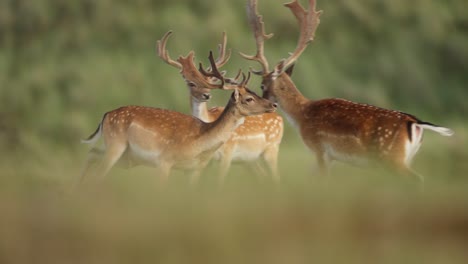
[273,74,308,123]
[199,99,244,148]
[190,97,211,122]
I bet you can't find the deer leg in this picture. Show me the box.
[392,162,425,191]
[263,145,280,184]
[189,169,202,186]
[218,147,234,186]
[155,162,172,186]
[74,147,105,190]
[246,161,267,182]
[408,169,425,192]
[94,143,127,184]
[316,152,330,177]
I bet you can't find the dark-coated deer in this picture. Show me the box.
[240,0,454,183]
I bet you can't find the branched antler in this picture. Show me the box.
[157,31,182,69]
[239,0,274,75]
[240,0,322,74]
[281,0,322,70]
[157,31,231,89]
[198,51,225,89]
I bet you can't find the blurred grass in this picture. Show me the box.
[0,0,468,263]
[2,164,468,264]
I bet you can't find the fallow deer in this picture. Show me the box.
[240,0,454,183]
[78,56,277,186]
[157,31,284,184]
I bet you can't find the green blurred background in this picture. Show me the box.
[1,0,468,263]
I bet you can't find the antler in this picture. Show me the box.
[224,69,243,84]
[239,72,251,87]
[239,0,274,75]
[157,31,229,89]
[223,71,251,89]
[198,51,225,89]
[157,31,182,69]
[199,52,254,90]
[280,0,322,70]
[213,32,232,69]
[158,30,231,70]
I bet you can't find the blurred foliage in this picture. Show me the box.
[0,0,467,153]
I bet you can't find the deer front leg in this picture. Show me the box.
[189,169,202,186]
[263,145,280,184]
[155,161,172,186]
[315,151,330,177]
[246,161,267,182]
[218,146,234,186]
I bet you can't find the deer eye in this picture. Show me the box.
[246,97,254,103]
[260,84,266,91]
[188,82,196,88]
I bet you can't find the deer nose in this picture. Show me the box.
[202,93,211,100]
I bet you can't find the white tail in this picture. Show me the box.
[417,123,454,136]
[81,119,103,145]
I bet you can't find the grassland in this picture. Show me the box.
[1,0,467,263]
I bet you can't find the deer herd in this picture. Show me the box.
[77,0,454,188]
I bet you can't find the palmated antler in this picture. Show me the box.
[240,0,322,74]
[239,0,274,75]
[280,0,322,70]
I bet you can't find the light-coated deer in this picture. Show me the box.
[77,56,277,186]
[157,31,284,184]
[240,0,454,183]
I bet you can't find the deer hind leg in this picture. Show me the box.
[263,145,280,184]
[399,125,425,187]
[73,147,105,190]
[391,161,425,191]
[387,150,424,189]
[93,143,127,184]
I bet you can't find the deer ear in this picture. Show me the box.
[232,88,240,102]
[285,63,295,76]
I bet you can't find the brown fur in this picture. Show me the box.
[78,88,277,187]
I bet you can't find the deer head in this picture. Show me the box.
[157,31,232,103]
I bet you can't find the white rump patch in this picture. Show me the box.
[404,123,423,166]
